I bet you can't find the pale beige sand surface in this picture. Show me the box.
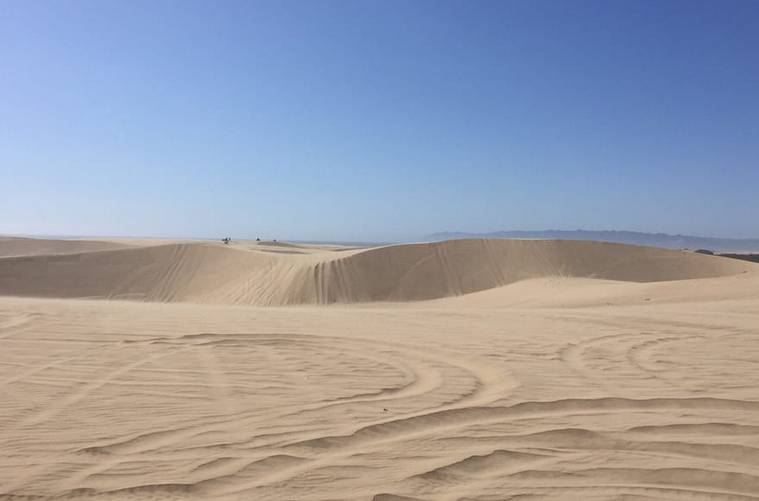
[0,237,136,258]
[0,237,753,305]
[1,237,759,500]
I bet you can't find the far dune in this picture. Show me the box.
[0,238,755,305]
[0,236,135,258]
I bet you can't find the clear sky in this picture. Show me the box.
[2,0,758,242]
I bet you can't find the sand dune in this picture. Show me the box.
[0,236,135,258]
[0,238,755,305]
[308,239,754,303]
[0,243,277,302]
[2,237,759,500]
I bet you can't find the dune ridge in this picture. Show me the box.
[0,238,755,305]
[0,236,134,257]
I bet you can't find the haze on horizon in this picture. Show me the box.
[2,0,758,242]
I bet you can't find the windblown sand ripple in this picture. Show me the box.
[1,238,759,500]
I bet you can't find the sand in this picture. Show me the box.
[1,237,759,500]
[0,238,752,305]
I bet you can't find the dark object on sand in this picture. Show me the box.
[720,253,759,264]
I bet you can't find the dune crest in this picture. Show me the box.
[0,238,754,305]
[0,236,133,258]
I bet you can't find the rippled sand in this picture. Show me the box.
[2,289,759,500]
[2,237,759,500]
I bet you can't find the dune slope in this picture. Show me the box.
[0,238,755,305]
[302,239,755,303]
[0,236,133,258]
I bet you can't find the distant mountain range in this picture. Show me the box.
[425,230,759,252]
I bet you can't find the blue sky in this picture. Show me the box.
[2,0,758,242]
